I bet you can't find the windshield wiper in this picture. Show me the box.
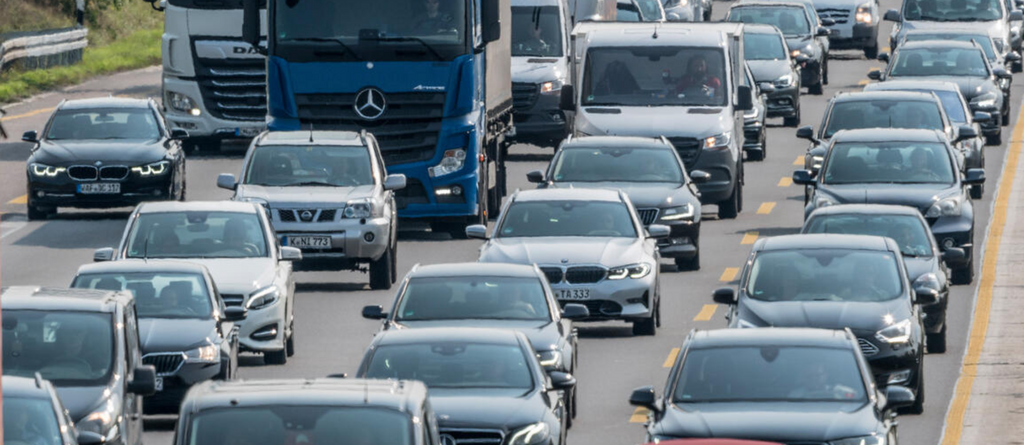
[363,35,444,61]
[286,181,339,187]
[286,37,363,60]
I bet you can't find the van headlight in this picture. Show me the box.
[30,163,66,177]
[428,148,467,177]
[925,196,962,217]
[343,198,376,218]
[608,263,652,280]
[132,160,170,176]
[540,80,564,95]
[875,318,912,344]
[856,2,873,23]
[186,343,220,364]
[247,285,280,310]
[508,422,550,445]
[703,132,732,149]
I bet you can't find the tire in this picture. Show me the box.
[951,244,974,285]
[286,320,295,357]
[370,244,395,290]
[926,325,947,354]
[674,237,700,271]
[822,59,829,85]
[390,237,398,284]
[632,313,657,336]
[27,204,53,221]
[1003,108,1011,127]
[809,79,824,95]
[784,113,800,127]
[905,364,925,415]
[718,177,742,219]
[864,42,879,60]
[265,348,287,365]
[986,131,1002,146]
[1014,60,1023,73]
[970,183,983,200]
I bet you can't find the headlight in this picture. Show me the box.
[608,263,652,280]
[971,92,998,109]
[999,77,1011,90]
[78,397,121,441]
[537,350,563,369]
[774,74,794,88]
[428,148,467,177]
[540,79,564,95]
[703,132,732,149]
[30,163,66,177]
[744,105,760,120]
[131,160,170,176]
[832,435,886,445]
[660,204,695,221]
[875,318,912,344]
[791,49,802,58]
[247,285,280,310]
[925,195,962,217]
[812,155,824,170]
[343,198,375,218]
[855,2,873,23]
[186,343,220,364]
[508,422,551,445]
[167,91,201,116]
[814,193,837,208]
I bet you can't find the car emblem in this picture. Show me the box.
[439,434,457,445]
[561,258,569,264]
[300,210,314,221]
[354,88,386,120]
[94,161,103,166]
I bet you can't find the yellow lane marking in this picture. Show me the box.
[793,155,803,166]
[6,195,27,205]
[629,407,649,423]
[778,177,793,187]
[719,267,739,282]
[757,202,776,215]
[741,231,759,244]
[939,92,1024,445]
[663,348,680,368]
[858,80,870,86]
[0,107,54,121]
[693,304,718,321]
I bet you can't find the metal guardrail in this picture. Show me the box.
[0,27,89,72]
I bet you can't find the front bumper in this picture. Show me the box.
[143,361,221,414]
[274,216,392,268]
[765,86,800,118]
[692,146,739,205]
[234,297,286,353]
[510,91,568,145]
[825,21,878,49]
[855,332,922,391]
[551,273,657,321]
[28,175,175,209]
[655,221,700,259]
[162,77,266,140]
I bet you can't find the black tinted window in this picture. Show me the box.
[365,343,534,389]
[805,214,934,257]
[582,47,728,107]
[2,311,114,386]
[728,6,810,35]
[512,6,563,57]
[744,32,787,60]
[746,249,904,302]
[397,276,551,321]
[126,212,269,259]
[498,201,637,238]
[902,0,1003,21]
[47,108,161,140]
[4,397,62,445]
[551,146,684,183]
[891,47,989,77]
[822,142,955,184]
[824,100,945,138]
[188,407,412,445]
[246,145,374,187]
[73,272,215,319]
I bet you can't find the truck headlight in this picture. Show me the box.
[774,74,794,88]
[428,148,467,177]
[660,204,694,221]
[343,198,376,218]
[608,263,652,280]
[247,285,280,310]
[875,318,912,344]
[925,196,962,217]
[131,160,170,176]
[508,422,550,445]
[167,92,201,116]
[856,2,873,23]
[186,344,220,364]
[30,163,66,177]
[971,92,998,110]
[540,79,564,95]
[78,397,120,441]
[536,350,563,369]
[703,131,732,149]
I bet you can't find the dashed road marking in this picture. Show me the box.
[693,304,718,321]
[719,267,739,282]
[793,156,803,166]
[741,231,759,244]
[629,407,649,423]
[778,177,792,187]
[7,195,27,205]
[663,348,680,368]
[757,202,776,215]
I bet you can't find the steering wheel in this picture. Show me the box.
[238,243,260,256]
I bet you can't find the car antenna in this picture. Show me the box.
[364,381,370,403]
[309,123,315,143]
[652,23,659,40]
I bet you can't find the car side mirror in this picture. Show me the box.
[629,386,659,412]
[561,303,590,319]
[964,168,986,185]
[883,385,915,409]
[362,305,388,320]
[877,52,890,63]
[384,174,407,191]
[883,9,900,21]
[1006,52,1022,63]
[795,54,811,64]
[712,287,735,304]
[481,0,501,43]
[995,67,1013,79]
[559,85,576,111]
[914,286,939,305]
[867,69,882,80]
[465,224,489,240]
[973,111,992,123]
[690,170,711,184]
[241,0,263,50]
[280,246,303,261]
[128,365,158,396]
[93,247,114,262]
[792,169,816,185]
[548,371,577,390]
[957,126,978,142]
[526,170,546,183]
[796,125,816,142]
[1011,9,1023,20]
[821,18,836,26]
[222,306,247,321]
[77,431,106,445]
[816,26,831,37]
[21,130,38,143]
[758,82,776,94]
[647,224,670,239]
[170,128,189,139]
[736,85,754,111]
[942,247,966,264]
[216,173,237,191]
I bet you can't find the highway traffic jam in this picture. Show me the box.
[1,0,1021,443]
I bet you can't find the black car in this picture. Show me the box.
[794,129,984,284]
[727,1,831,94]
[362,262,588,423]
[358,328,575,445]
[870,40,1012,145]
[743,63,772,161]
[0,287,157,445]
[527,136,707,270]
[3,375,83,445]
[743,24,803,126]
[802,204,957,352]
[70,260,247,414]
[175,379,440,445]
[630,328,914,443]
[23,97,188,220]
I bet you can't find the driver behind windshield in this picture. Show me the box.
[675,55,722,98]
[411,0,456,34]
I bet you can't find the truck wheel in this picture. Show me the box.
[718,180,741,219]
[370,244,395,290]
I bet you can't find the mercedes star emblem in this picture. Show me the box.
[354,88,387,120]
[439,434,457,445]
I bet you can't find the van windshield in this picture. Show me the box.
[188,406,413,445]
[582,47,728,107]
[512,6,563,57]
[2,311,115,386]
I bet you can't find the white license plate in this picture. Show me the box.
[78,183,120,194]
[558,288,591,300]
[154,377,163,392]
[286,236,331,248]
[236,127,263,137]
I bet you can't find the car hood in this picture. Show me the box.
[747,60,792,83]
[785,35,813,52]
[55,386,112,422]
[139,317,217,353]
[904,256,940,282]
[819,183,956,213]
[33,139,167,165]
[394,320,564,351]
[580,106,729,138]
[888,75,992,100]
[480,237,644,266]
[236,184,374,207]
[740,297,912,332]
[430,388,545,430]
[900,20,1007,40]
[547,182,690,208]
[512,57,567,84]
[655,401,876,441]
[185,258,278,294]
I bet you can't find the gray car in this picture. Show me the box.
[527,136,706,270]
[810,0,881,58]
[468,188,667,335]
[743,24,803,126]
[885,0,1023,62]
[217,131,404,290]
[93,201,302,365]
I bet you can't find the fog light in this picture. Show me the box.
[452,185,463,196]
[943,238,956,249]
[887,370,911,385]
[435,187,452,196]
[37,191,45,197]
[626,297,644,304]
[251,324,279,340]
[364,232,375,243]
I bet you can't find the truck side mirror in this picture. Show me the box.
[559,85,575,111]
[736,85,753,111]
[481,0,501,43]
[1012,10,1023,20]
[242,0,262,49]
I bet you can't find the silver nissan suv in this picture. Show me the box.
[218,130,406,290]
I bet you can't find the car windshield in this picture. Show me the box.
[616,0,643,20]
[512,6,563,57]
[245,145,374,187]
[364,342,534,389]
[822,141,955,184]
[890,47,990,77]
[902,0,1003,21]
[187,406,412,445]
[72,272,215,319]
[125,212,269,259]
[823,100,945,138]
[904,34,996,61]
[582,47,728,106]
[728,6,810,36]
[46,108,161,140]
[744,32,788,60]
[4,397,62,445]
[746,249,904,302]
[634,0,664,20]
[551,146,684,183]
[396,276,551,321]
[2,310,114,386]
[673,346,867,403]
[804,214,934,258]
[498,201,638,238]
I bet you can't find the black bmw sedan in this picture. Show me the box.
[24,98,188,220]
[630,328,915,444]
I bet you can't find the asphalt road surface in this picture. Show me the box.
[0,1,1018,443]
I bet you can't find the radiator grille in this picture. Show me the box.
[68,166,98,181]
[99,166,129,180]
[143,352,186,376]
[667,137,702,169]
[512,82,540,112]
[565,266,606,284]
[192,42,267,122]
[541,267,564,284]
[636,208,659,225]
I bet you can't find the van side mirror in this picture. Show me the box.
[712,287,735,304]
[466,224,489,240]
[280,246,303,261]
[222,306,247,322]
[170,128,189,139]
[883,385,915,409]
[548,371,577,390]
[736,85,753,111]
[362,305,388,320]
[384,174,407,191]
[526,170,546,183]
[241,0,262,49]
[559,85,576,111]
[481,0,501,43]
[956,126,978,142]
[128,365,158,396]
[22,130,38,143]
[629,386,659,412]
[561,303,590,319]
[1011,10,1023,20]
[93,247,114,262]
[867,69,882,80]
[690,170,711,184]
[877,52,890,63]
[792,169,816,185]
[217,173,237,191]
[883,9,900,21]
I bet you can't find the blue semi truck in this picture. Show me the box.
[240,0,513,237]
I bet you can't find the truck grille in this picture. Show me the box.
[636,208,659,225]
[512,82,539,112]
[816,8,851,24]
[565,266,606,284]
[143,352,186,376]
[294,92,446,165]
[541,267,564,284]
[858,338,879,356]
[221,294,245,307]
[666,137,702,170]
[438,429,504,445]
[68,166,98,181]
[192,41,267,122]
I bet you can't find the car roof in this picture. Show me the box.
[829,128,946,143]
[833,90,939,103]
[373,327,523,346]
[756,233,896,252]
[512,187,624,203]
[807,204,926,218]
[185,378,429,413]
[3,375,54,399]
[1,286,130,312]
[741,23,784,35]
[255,131,366,147]
[731,1,807,10]
[76,259,208,276]
[688,328,855,349]
[136,200,259,214]
[863,80,962,94]
[898,40,982,51]
[58,97,152,110]
[903,27,992,39]
[562,135,672,150]
[409,262,541,279]
[512,0,561,7]
[578,23,736,48]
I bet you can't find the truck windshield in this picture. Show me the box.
[245,145,374,187]
[2,310,115,387]
[512,6,563,57]
[902,0,1003,21]
[582,47,728,107]
[273,0,468,61]
[188,406,413,445]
